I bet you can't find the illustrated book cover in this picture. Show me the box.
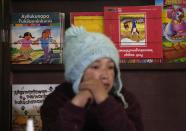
[12,84,59,131]
[162,4,186,62]
[70,12,104,33]
[155,0,186,5]
[10,12,64,64]
[104,6,163,59]
[164,0,186,5]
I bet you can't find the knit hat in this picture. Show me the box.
[63,26,128,108]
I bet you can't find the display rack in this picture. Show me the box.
[1,0,186,131]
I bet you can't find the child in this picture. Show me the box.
[16,32,34,61]
[40,26,144,131]
[131,19,139,36]
[35,29,57,63]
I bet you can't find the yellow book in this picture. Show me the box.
[70,12,104,33]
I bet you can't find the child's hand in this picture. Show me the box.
[80,77,109,104]
[32,41,39,45]
[71,89,93,108]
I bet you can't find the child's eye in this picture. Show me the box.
[108,65,114,70]
[91,65,99,69]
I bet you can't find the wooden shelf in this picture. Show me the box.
[11,63,186,72]
[120,63,186,71]
[11,64,64,72]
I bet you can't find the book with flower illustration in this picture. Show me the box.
[10,12,65,64]
[70,12,104,33]
[104,6,163,60]
[12,84,59,131]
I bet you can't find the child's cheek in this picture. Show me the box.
[83,70,99,81]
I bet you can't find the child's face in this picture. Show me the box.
[82,58,115,93]
[25,35,32,40]
[42,32,48,38]
[45,31,51,37]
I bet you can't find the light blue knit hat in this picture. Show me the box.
[63,26,128,108]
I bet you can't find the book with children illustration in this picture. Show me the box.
[10,12,64,64]
[104,6,163,59]
[70,12,104,33]
[12,84,59,131]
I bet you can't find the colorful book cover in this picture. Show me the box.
[164,0,186,5]
[70,12,104,33]
[12,84,59,131]
[11,12,64,64]
[162,5,186,62]
[104,6,163,59]
[155,0,186,5]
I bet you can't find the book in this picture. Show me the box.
[104,6,163,60]
[10,12,65,64]
[70,12,104,33]
[164,0,186,5]
[12,84,59,131]
[162,4,186,62]
[155,0,186,5]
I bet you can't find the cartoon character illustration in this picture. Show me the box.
[15,32,35,61]
[162,5,186,62]
[131,19,139,36]
[164,5,186,43]
[34,29,57,63]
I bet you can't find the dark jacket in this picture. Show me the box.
[40,82,144,131]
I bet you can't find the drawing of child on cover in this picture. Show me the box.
[34,29,58,64]
[13,32,35,61]
[11,26,61,64]
[120,13,146,46]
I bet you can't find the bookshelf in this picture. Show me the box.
[10,0,186,71]
[1,0,186,131]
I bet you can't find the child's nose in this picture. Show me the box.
[100,69,109,79]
